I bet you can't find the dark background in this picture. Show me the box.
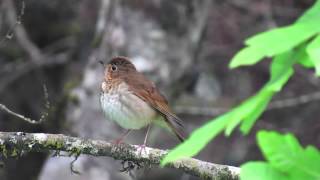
[0,0,319,179]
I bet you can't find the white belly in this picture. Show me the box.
[100,83,156,129]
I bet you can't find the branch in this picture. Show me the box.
[0,53,69,93]
[0,104,41,124]
[0,132,240,180]
[3,0,44,63]
[0,85,49,124]
[175,91,320,116]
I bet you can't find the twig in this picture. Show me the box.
[174,105,226,116]
[0,0,24,46]
[70,155,81,175]
[0,104,40,124]
[0,53,68,93]
[174,91,320,116]
[268,91,320,110]
[39,84,50,121]
[0,132,240,180]
[0,85,50,124]
[2,0,44,63]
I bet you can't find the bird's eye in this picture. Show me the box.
[111,65,117,71]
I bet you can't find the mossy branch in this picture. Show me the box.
[0,132,239,180]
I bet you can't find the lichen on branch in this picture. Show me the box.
[0,132,239,180]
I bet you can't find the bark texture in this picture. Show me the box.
[0,132,240,180]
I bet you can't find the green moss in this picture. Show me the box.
[199,173,209,180]
[68,147,82,157]
[44,138,64,149]
[0,144,8,158]
[0,143,21,158]
[56,141,64,149]
[10,148,18,157]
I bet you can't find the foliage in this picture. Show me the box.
[161,0,320,170]
[240,131,320,180]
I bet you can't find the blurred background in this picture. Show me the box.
[0,0,319,179]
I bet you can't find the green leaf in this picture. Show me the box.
[224,89,273,135]
[298,56,314,68]
[306,34,320,76]
[161,1,320,166]
[162,90,275,165]
[160,115,229,166]
[240,162,288,180]
[245,22,319,49]
[231,0,320,69]
[295,46,314,68]
[229,52,296,134]
[266,52,296,92]
[257,131,320,179]
[241,131,320,180]
[229,46,265,68]
[230,21,320,69]
[239,90,273,134]
[258,131,302,172]
[297,0,320,23]
[300,146,320,178]
[224,94,263,135]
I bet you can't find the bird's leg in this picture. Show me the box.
[143,124,151,146]
[138,125,151,155]
[113,129,131,145]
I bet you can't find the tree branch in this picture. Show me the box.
[0,132,240,180]
[174,91,320,116]
[3,0,44,63]
[0,104,41,124]
[0,53,69,93]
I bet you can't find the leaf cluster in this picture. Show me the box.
[161,1,320,179]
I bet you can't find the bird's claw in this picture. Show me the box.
[137,144,147,155]
[112,138,124,145]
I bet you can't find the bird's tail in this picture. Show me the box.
[154,113,187,142]
[163,115,186,142]
[166,120,185,142]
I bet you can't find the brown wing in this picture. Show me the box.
[123,73,185,142]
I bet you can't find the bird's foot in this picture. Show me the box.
[112,138,124,145]
[112,130,131,145]
[137,144,147,155]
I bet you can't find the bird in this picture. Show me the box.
[100,56,185,147]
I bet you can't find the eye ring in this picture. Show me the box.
[111,65,117,71]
